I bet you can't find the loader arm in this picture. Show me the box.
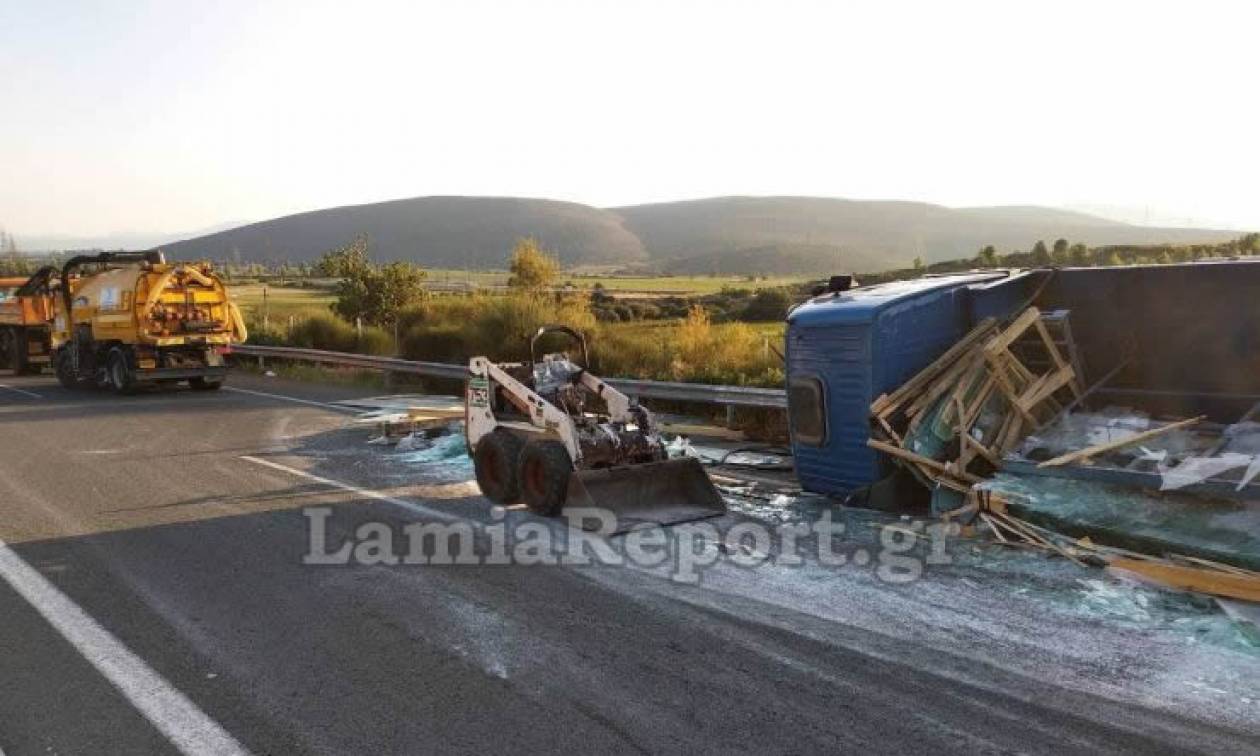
[467,356,584,466]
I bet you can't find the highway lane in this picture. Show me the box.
[1,371,1258,755]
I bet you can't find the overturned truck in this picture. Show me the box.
[785,259,1260,579]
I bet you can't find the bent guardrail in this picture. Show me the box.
[230,344,786,409]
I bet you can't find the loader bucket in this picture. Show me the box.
[564,458,727,534]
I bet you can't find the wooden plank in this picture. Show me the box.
[1038,415,1206,468]
[874,415,903,446]
[940,355,988,427]
[1047,315,1087,397]
[980,513,1009,543]
[904,349,983,419]
[1018,365,1076,412]
[1107,558,1260,602]
[873,318,998,416]
[1033,317,1068,372]
[1168,554,1260,579]
[997,412,1025,454]
[866,439,983,484]
[933,474,973,493]
[994,513,1086,566]
[963,431,1003,468]
[961,375,996,429]
[984,307,1041,355]
[987,353,1038,425]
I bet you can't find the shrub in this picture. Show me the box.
[741,287,792,322]
[629,302,661,320]
[401,323,470,362]
[289,312,357,352]
[397,292,596,363]
[354,325,395,356]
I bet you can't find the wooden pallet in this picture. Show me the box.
[868,307,1082,495]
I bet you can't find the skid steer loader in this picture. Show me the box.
[466,325,726,532]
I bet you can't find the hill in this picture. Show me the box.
[613,197,1239,274]
[162,196,647,267]
[159,194,1241,274]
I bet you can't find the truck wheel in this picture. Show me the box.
[189,376,223,391]
[474,431,525,504]
[0,328,14,372]
[11,330,33,375]
[518,440,573,516]
[107,348,135,395]
[54,349,84,390]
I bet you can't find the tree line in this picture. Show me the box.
[863,233,1260,285]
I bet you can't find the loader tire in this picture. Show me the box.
[474,431,525,504]
[107,348,136,395]
[518,440,572,517]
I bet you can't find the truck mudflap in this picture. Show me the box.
[563,457,728,534]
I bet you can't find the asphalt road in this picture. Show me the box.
[1,370,1258,755]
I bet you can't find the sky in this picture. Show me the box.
[2,0,1257,241]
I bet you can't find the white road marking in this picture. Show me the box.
[0,539,248,756]
[239,455,456,522]
[0,383,42,399]
[222,386,359,413]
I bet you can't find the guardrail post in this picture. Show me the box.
[257,355,265,370]
[383,369,394,392]
[726,405,736,427]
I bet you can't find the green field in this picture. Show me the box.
[606,317,784,340]
[230,283,335,324]
[423,270,810,295]
[232,270,808,323]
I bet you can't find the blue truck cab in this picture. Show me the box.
[785,272,1017,496]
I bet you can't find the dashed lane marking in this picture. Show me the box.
[0,383,42,399]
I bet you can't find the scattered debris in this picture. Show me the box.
[1107,558,1260,603]
[1038,415,1205,468]
[868,304,1260,625]
[869,307,1083,507]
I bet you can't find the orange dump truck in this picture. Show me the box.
[0,267,57,374]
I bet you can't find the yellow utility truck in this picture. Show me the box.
[52,251,248,393]
[0,268,57,374]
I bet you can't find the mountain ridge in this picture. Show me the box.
[148,195,1241,274]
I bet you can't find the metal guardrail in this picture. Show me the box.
[230,344,787,409]
[232,344,468,380]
